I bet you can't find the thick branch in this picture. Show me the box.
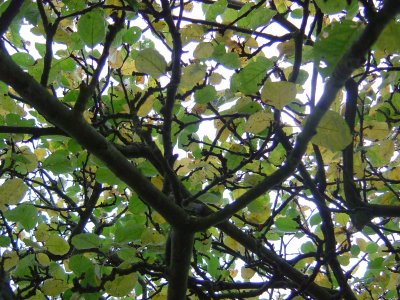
[0,0,25,36]
[167,228,194,300]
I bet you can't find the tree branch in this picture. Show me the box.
[192,0,400,230]
[0,43,190,229]
[0,0,25,36]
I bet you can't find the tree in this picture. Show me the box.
[0,0,399,298]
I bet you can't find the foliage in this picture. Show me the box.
[0,0,399,299]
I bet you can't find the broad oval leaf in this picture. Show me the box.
[261,81,297,109]
[77,9,106,47]
[311,110,352,152]
[71,233,102,249]
[46,235,70,256]
[135,49,167,78]
[0,178,28,208]
[104,273,137,297]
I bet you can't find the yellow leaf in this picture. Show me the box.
[36,253,51,267]
[244,110,273,134]
[34,148,47,160]
[108,48,123,69]
[137,95,155,117]
[241,266,255,280]
[151,176,164,191]
[121,58,136,75]
[0,178,28,209]
[363,120,389,141]
[261,81,297,109]
[141,229,166,246]
[311,110,352,152]
[104,273,137,297]
[387,167,400,181]
[278,40,295,57]
[46,235,70,256]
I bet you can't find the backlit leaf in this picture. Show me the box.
[46,235,70,256]
[311,110,352,152]
[194,86,217,104]
[104,273,137,297]
[0,178,28,208]
[261,81,297,109]
[244,110,273,134]
[4,203,38,230]
[41,279,69,296]
[135,49,167,78]
[77,9,106,47]
[71,233,102,249]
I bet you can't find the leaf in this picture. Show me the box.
[77,9,106,47]
[42,150,75,174]
[4,203,38,230]
[46,235,70,256]
[194,42,214,59]
[194,86,218,104]
[11,52,35,68]
[313,20,363,75]
[135,49,167,78]
[69,254,94,276]
[231,57,273,94]
[244,110,273,134]
[261,81,297,109]
[241,267,255,280]
[115,221,143,243]
[275,217,298,232]
[41,279,70,296]
[363,120,389,141]
[180,63,207,89]
[104,273,137,297]
[204,0,227,21]
[314,0,348,14]
[71,233,102,249]
[122,26,142,44]
[0,178,28,208]
[311,110,352,152]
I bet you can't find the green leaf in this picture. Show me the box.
[301,241,316,253]
[231,57,273,94]
[135,48,167,78]
[69,254,94,276]
[0,178,28,208]
[122,26,142,44]
[313,20,363,76]
[4,203,38,230]
[237,6,276,29]
[41,279,69,296]
[115,221,144,243]
[314,0,348,14]
[11,52,35,68]
[261,81,297,109]
[104,273,137,297]
[375,20,400,53]
[46,235,70,256]
[193,42,214,59]
[216,52,240,69]
[194,86,218,104]
[77,8,106,47]
[311,110,352,152]
[71,233,102,249]
[275,217,298,232]
[204,0,227,21]
[42,150,75,174]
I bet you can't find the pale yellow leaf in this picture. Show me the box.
[261,81,297,109]
[0,178,28,209]
[244,110,273,134]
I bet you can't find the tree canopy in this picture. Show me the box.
[0,0,399,299]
